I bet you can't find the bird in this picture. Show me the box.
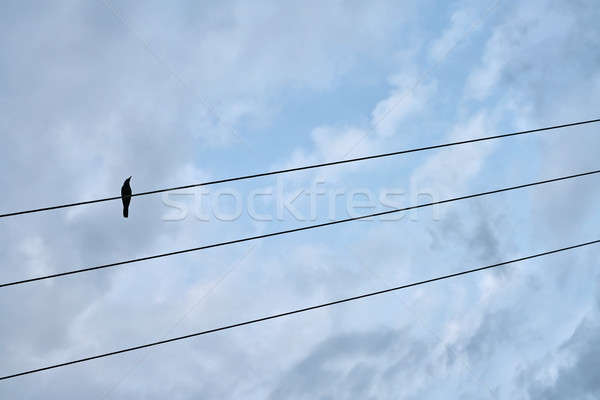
[121,176,132,218]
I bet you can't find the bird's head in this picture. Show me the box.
[125,176,132,183]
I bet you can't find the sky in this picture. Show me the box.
[0,0,599,398]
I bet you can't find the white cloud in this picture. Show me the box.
[371,73,436,138]
[430,8,477,62]
[410,111,496,197]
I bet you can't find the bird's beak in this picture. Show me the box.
[128,176,132,180]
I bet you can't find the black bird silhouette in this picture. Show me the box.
[121,176,132,218]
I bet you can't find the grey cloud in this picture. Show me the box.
[523,283,600,399]
[435,202,508,265]
[268,328,431,400]
[458,310,515,364]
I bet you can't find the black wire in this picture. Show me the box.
[1,118,598,219]
[1,238,598,381]
[2,169,599,289]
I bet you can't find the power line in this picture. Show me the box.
[1,118,598,219]
[2,169,598,289]
[2,238,598,381]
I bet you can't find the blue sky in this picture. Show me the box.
[1,0,599,398]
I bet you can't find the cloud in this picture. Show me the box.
[410,111,497,197]
[430,7,477,63]
[268,328,433,399]
[371,73,436,138]
[523,281,600,399]
[1,0,600,398]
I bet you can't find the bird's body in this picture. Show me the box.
[121,177,132,218]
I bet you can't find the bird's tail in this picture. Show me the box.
[123,208,129,218]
